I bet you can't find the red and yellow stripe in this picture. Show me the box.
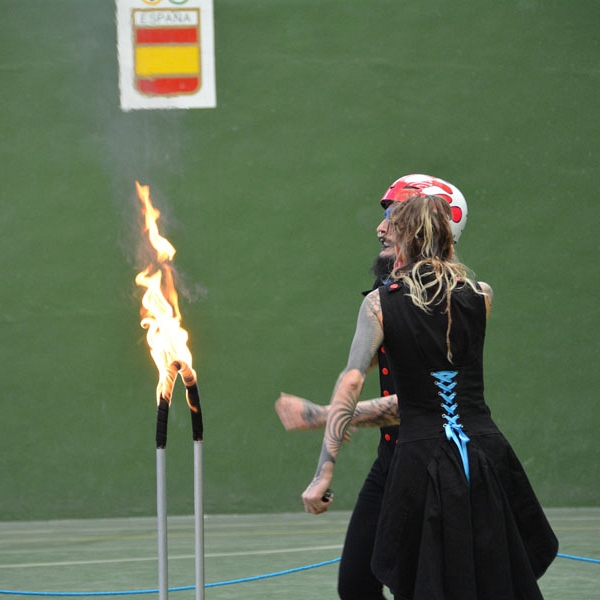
[134,25,201,96]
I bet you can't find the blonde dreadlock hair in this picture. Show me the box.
[388,195,481,362]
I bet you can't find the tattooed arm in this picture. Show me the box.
[301,290,384,514]
[275,392,399,431]
[352,395,399,426]
[275,347,398,430]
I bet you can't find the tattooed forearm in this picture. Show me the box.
[302,403,328,428]
[276,392,398,431]
[352,394,399,427]
[316,444,335,475]
[315,369,364,474]
[308,291,385,486]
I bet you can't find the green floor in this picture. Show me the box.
[0,508,598,599]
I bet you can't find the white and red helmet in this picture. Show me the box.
[381,174,468,243]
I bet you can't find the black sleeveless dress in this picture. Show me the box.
[371,278,558,600]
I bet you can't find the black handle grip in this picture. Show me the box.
[156,398,170,449]
[321,489,333,502]
[186,385,204,442]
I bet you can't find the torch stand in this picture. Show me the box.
[154,366,204,600]
[155,443,202,600]
[136,183,204,599]
[193,440,205,600]
[156,398,170,600]
[187,383,205,600]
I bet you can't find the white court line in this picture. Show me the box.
[0,544,343,570]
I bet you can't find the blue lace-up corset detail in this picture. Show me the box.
[433,370,471,483]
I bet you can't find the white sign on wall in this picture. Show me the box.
[116,0,216,111]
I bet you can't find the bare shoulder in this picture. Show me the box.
[364,289,382,314]
[477,281,493,297]
[477,281,493,317]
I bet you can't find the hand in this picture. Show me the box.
[301,463,334,515]
[302,481,333,514]
[275,393,327,431]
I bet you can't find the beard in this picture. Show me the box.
[371,254,395,281]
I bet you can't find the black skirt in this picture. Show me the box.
[371,432,559,600]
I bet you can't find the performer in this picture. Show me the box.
[278,174,467,599]
[301,195,558,599]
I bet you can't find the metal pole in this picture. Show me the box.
[194,440,205,600]
[186,380,204,600]
[156,447,168,600]
[156,397,170,600]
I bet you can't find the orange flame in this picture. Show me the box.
[134,181,197,405]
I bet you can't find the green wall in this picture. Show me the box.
[1,0,598,520]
